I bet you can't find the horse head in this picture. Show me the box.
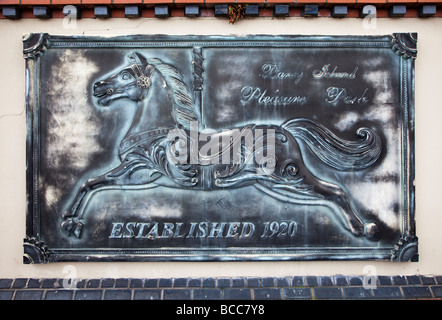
[93,52,154,106]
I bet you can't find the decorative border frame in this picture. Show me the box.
[23,33,417,263]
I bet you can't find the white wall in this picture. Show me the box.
[1,16,441,279]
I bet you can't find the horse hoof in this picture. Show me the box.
[61,218,84,239]
[61,218,75,233]
[364,223,380,241]
[73,222,84,239]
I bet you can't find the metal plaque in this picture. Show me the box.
[23,33,417,263]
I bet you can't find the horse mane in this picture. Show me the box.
[146,58,200,130]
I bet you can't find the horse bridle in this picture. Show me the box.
[105,63,154,97]
[129,59,155,90]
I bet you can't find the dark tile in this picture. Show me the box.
[377,276,392,285]
[12,278,28,289]
[33,6,51,19]
[343,287,373,299]
[0,279,13,289]
[292,276,305,287]
[419,5,436,17]
[314,287,343,299]
[45,290,74,300]
[0,291,14,300]
[193,289,222,300]
[302,5,319,17]
[245,4,259,17]
[214,5,228,17]
[372,286,402,299]
[274,5,289,17]
[133,289,161,300]
[115,278,129,288]
[76,279,86,288]
[144,279,158,288]
[101,278,115,288]
[202,278,216,287]
[262,277,275,287]
[2,6,21,19]
[129,278,143,288]
[86,279,101,288]
[163,289,191,300]
[276,277,290,287]
[420,276,436,285]
[392,276,407,285]
[406,275,421,285]
[188,278,201,288]
[104,289,132,300]
[431,286,442,298]
[349,276,363,286]
[125,5,140,18]
[284,288,312,299]
[232,278,245,288]
[174,278,188,288]
[305,276,318,287]
[332,5,347,18]
[389,5,406,17]
[14,290,43,300]
[27,278,42,288]
[42,278,61,288]
[254,288,282,300]
[401,286,432,299]
[75,290,103,300]
[184,5,200,17]
[247,277,260,287]
[154,5,169,18]
[320,276,334,286]
[334,276,348,286]
[223,288,251,300]
[159,278,173,287]
[94,6,111,18]
[217,278,231,288]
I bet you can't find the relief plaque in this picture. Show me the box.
[23,33,417,263]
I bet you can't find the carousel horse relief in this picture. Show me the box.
[61,52,382,241]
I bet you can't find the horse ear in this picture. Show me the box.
[129,52,149,68]
[144,64,155,78]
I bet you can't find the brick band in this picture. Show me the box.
[1,4,441,19]
[1,275,441,300]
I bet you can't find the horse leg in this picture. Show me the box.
[256,175,379,241]
[300,172,379,240]
[60,173,109,238]
[61,159,157,238]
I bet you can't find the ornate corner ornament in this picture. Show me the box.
[23,33,50,59]
[391,33,418,60]
[23,237,49,264]
[391,235,419,262]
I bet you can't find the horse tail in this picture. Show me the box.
[282,118,382,170]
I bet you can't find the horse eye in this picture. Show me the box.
[121,72,133,81]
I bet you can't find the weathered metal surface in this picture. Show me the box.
[23,33,417,263]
